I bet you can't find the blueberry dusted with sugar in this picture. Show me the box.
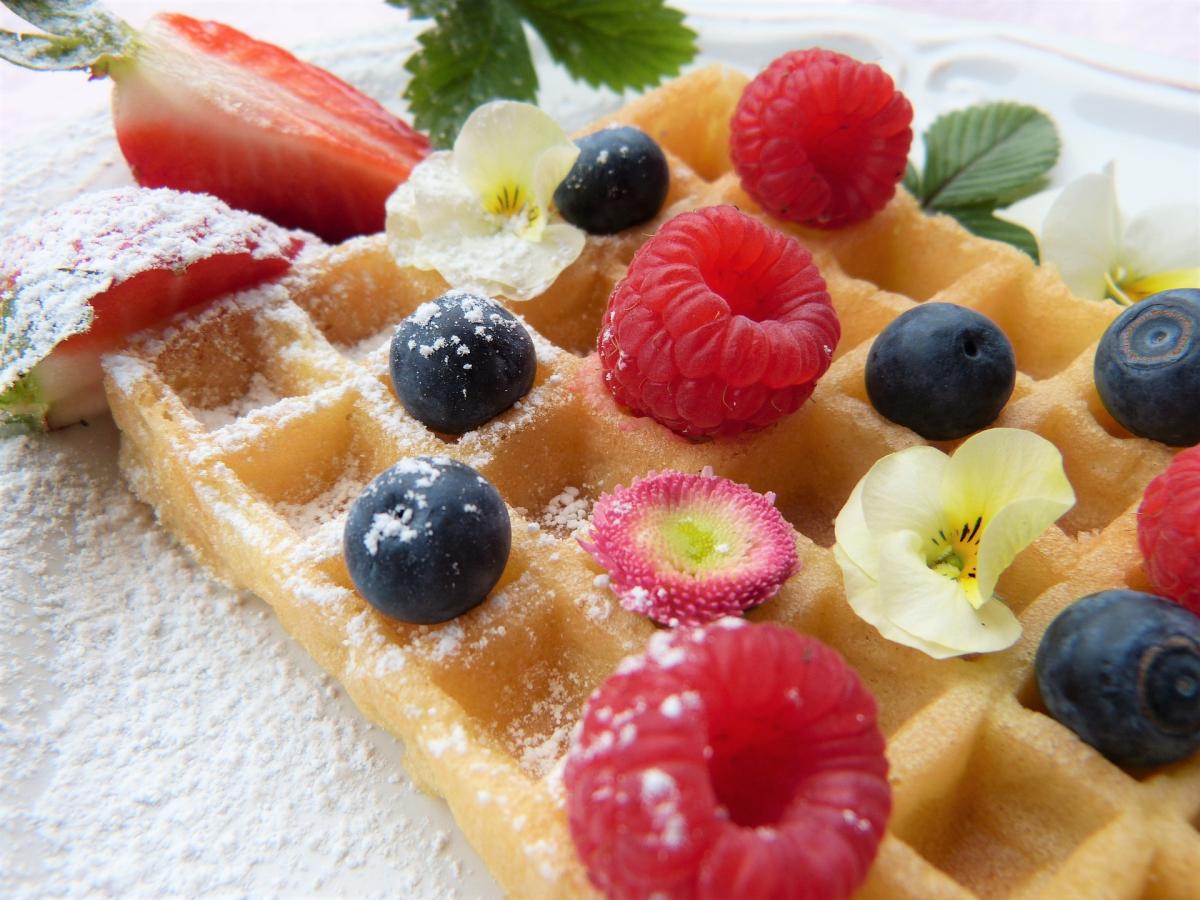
[866,302,1016,440]
[1036,589,1200,769]
[553,126,669,235]
[1094,288,1200,447]
[390,292,536,434]
[343,457,511,624]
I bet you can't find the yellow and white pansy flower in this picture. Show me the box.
[833,429,1075,659]
[385,101,585,301]
[1003,162,1199,304]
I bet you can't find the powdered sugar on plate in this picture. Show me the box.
[0,419,497,897]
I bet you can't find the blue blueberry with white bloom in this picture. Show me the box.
[1036,589,1200,769]
[390,292,536,434]
[343,457,510,624]
[554,126,670,235]
[1093,288,1200,447]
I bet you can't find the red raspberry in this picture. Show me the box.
[730,49,914,229]
[598,205,839,439]
[1138,445,1200,615]
[564,619,890,900]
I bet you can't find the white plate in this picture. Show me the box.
[3,6,1198,897]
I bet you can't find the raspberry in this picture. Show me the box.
[579,468,798,626]
[564,619,890,900]
[1138,445,1200,615]
[598,205,839,439]
[730,49,914,229]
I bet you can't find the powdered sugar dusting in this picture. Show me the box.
[0,420,495,897]
[1,187,304,392]
[191,371,285,430]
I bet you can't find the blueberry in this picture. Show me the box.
[390,292,536,434]
[1035,589,1200,769]
[1093,288,1200,447]
[343,457,510,624]
[553,126,669,235]
[865,302,1016,440]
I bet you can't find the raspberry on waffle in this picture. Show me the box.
[102,65,1198,898]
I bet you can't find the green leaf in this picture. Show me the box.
[902,160,921,197]
[395,0,538,148]
[0,0,131,71]
[920,103,1059,211]
[945,204,1041,262]
[513,0,696,92]
[390,0,698,145]
[0,372,48,436]
[3,0,108,33]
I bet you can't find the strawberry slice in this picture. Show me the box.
[1,8,431,243]
[1,187,307,434]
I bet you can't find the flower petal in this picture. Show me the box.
[940,429,1074,601]
[1040,164,1123,301]
[860,445,949,542]
[385,138,585,301]
[833,478,877,580]
[455,100,579,242]
[877,531,1022,658]
[1123,204,1200,282]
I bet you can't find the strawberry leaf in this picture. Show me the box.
[946,205,1041,262]
[514,0,696,91]
[918,102,1060,211]
[0,0,131,71]
[394,0,537,148]
[390,0,697,146]
[0,373,48,436]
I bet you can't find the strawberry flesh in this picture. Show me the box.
[59,252,294,354]
[1,187,307,433]
[111,14,431,243]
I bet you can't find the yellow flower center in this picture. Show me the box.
[1106,266,1200,306]
[927,517,985,608]
[481,181,541,238]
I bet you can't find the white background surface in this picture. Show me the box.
[1,2,1199,897]
[1,0,1199,152]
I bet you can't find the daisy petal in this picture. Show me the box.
[1041,164,1122,300]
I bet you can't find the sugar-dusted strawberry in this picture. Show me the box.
[1,187,307,434]
[0,6,431,242]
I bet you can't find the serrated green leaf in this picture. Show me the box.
[902,160,921,197]
[390,0,698,145]
[3,0,107,33]
[0,30,94,69]
[946,205,1041,262]
[921,103,1059,211]
[399,0,538,147]
[513,0,696,92]
[0,0,130,71]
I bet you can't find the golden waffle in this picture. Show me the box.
[102,65,1198,898]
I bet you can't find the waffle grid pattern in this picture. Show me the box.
[103,66,1199,898]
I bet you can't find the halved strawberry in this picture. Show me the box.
[1,8,431,242]
[1,187,307,434]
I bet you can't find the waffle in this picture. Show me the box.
[101,65,1199,898]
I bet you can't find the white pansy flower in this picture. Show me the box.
[386,101,585,301]
[833,429,1075,659]
[1004,162,1199,304]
